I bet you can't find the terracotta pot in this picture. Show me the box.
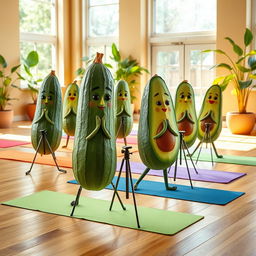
[226,112,255,135]
[0,110,14,128]
[26,103,37,121]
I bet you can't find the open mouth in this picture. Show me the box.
[162,108,167,112]
[98,106,105,110]
[69,97,75,100]
[209,100,215,104]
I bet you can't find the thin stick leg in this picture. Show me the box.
[127,160,140,229]
[26,135,43,175]
[125,159,129,199]
[109,159,125,211]
[70,185,82,216]
[182,140,193,189]
[110,182,126,210]
[173,154,178,181]
[45,136,67,173]
[190,141,202,157]
[133,168,150,190]
[62,135,70,148]
[183,140,198,174]
[163,169,177,190]
[212,141,223,158]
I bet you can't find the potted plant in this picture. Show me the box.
[19,51,42,120]
[204,28,256,134]
[0,54,20,128]
[107,43,149,113]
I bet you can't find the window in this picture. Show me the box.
[84,0,119,64]
[151,0,216,105]
[19,0,57,82]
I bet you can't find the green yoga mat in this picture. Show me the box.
[192,152,256,166]
[2,190,203,235]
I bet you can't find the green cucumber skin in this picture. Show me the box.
[174,81,198,148]
[115,80,133,138]
[138,75,180,170]
[63,82,79,136]
[31,73,62,155]
[198,85,222,142]
[72,62,116,191]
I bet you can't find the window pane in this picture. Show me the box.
[89,5,118,37]
[19,0,55,34]
[20,41,55,80]
[90,0,118,6]
[154,0,216,34]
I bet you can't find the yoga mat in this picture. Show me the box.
[192,152,256,166]
[0,139,30,148]
[2,190,203,235]
[68,177,245,205]
[116,161,246,184]
[116,137,137,144]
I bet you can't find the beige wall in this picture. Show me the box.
[217,0,256,115]
[0,0,30,119]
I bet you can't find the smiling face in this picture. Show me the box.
[206,90,219,105]
[40,81,56,114]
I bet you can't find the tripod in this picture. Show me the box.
[26,129,67,175]
[109,146,140,228]
[171,131,198,189]
[190,123,223,166]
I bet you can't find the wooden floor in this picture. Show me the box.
[1,121,256,256]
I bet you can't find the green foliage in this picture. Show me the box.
[21,51,42,103]
[108,43,149,103]
[0,54,20,111]
[75,56,93,81]
[203,28,256,113]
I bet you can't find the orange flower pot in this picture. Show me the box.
[0,110,14,128]
[26,103,37,121]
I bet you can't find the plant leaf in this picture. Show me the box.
[16,72,25,80]
[104,63,113,68]
[76,67,85,76]
[237,64,251,72]
[225,37,243,56]
[28,84,39,93]
[112,43,121,62]
[0,71,3,77]
[202,49,226,55]
[244,28,253,46]
[24,65,32,77]
[0,55,7,68]
[249,74,256,79]
[3,77,12,86]
[239,80,252,89]
[25,51,39,67]
[210,63,232,70]
[11,64,20,73]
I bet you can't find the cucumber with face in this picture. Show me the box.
[115,80,133,139]
[72,53,116,191]
[175,80,197,148]
[136,75,180,190]
[63,81,79,147]
[198,84,222,142]
[31,70,62,155]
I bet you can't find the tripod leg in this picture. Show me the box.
[45,137,67,173]
[190,141,202,157]
[110,182,126,211]
[26,135,43,175]
[183,140,198,174]
[127,160,140,229]
[207,130,214,166]
[212,141,223,158]
[179,136,182,165]
[182,141,193,189]
[62,135,70,148]
[173,154,178,181]
[70,185,82,216]
[109,159,125,211]
[163,169,177,190]
[133,168,150,190]
[125,159,129,199]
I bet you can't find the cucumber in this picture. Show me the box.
[31,70,62,154]
[72,53,116,190]
[175,80,198,147]
[115,80,133,138]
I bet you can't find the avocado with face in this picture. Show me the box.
[175,80,198,148]
[115,80,133,138]
[198,84,222,142]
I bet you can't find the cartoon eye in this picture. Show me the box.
[119,93,122,97]
[92,94,100,100]
[41,95,46,100]
[74,93,76,97]
[156,101,162,106]
[165,100,170,106]
[104,94,111,101]
[47,96,52,100]
[124,93,127,97]
[180,95,185,99]
[187,95,191,99]
[214,96,218,100]
[69,93,72,96]
[208,95,212,100]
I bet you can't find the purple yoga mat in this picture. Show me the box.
[117,161,246,184]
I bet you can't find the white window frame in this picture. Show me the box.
[19,0,58,78]
[82,0,119,61]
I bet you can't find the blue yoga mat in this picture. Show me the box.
[68,177,244,205]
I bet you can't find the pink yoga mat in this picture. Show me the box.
[117,161,246,184]
[0,139,30,148]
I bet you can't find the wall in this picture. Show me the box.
[217,0,256,115]
[0,0,30,120]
